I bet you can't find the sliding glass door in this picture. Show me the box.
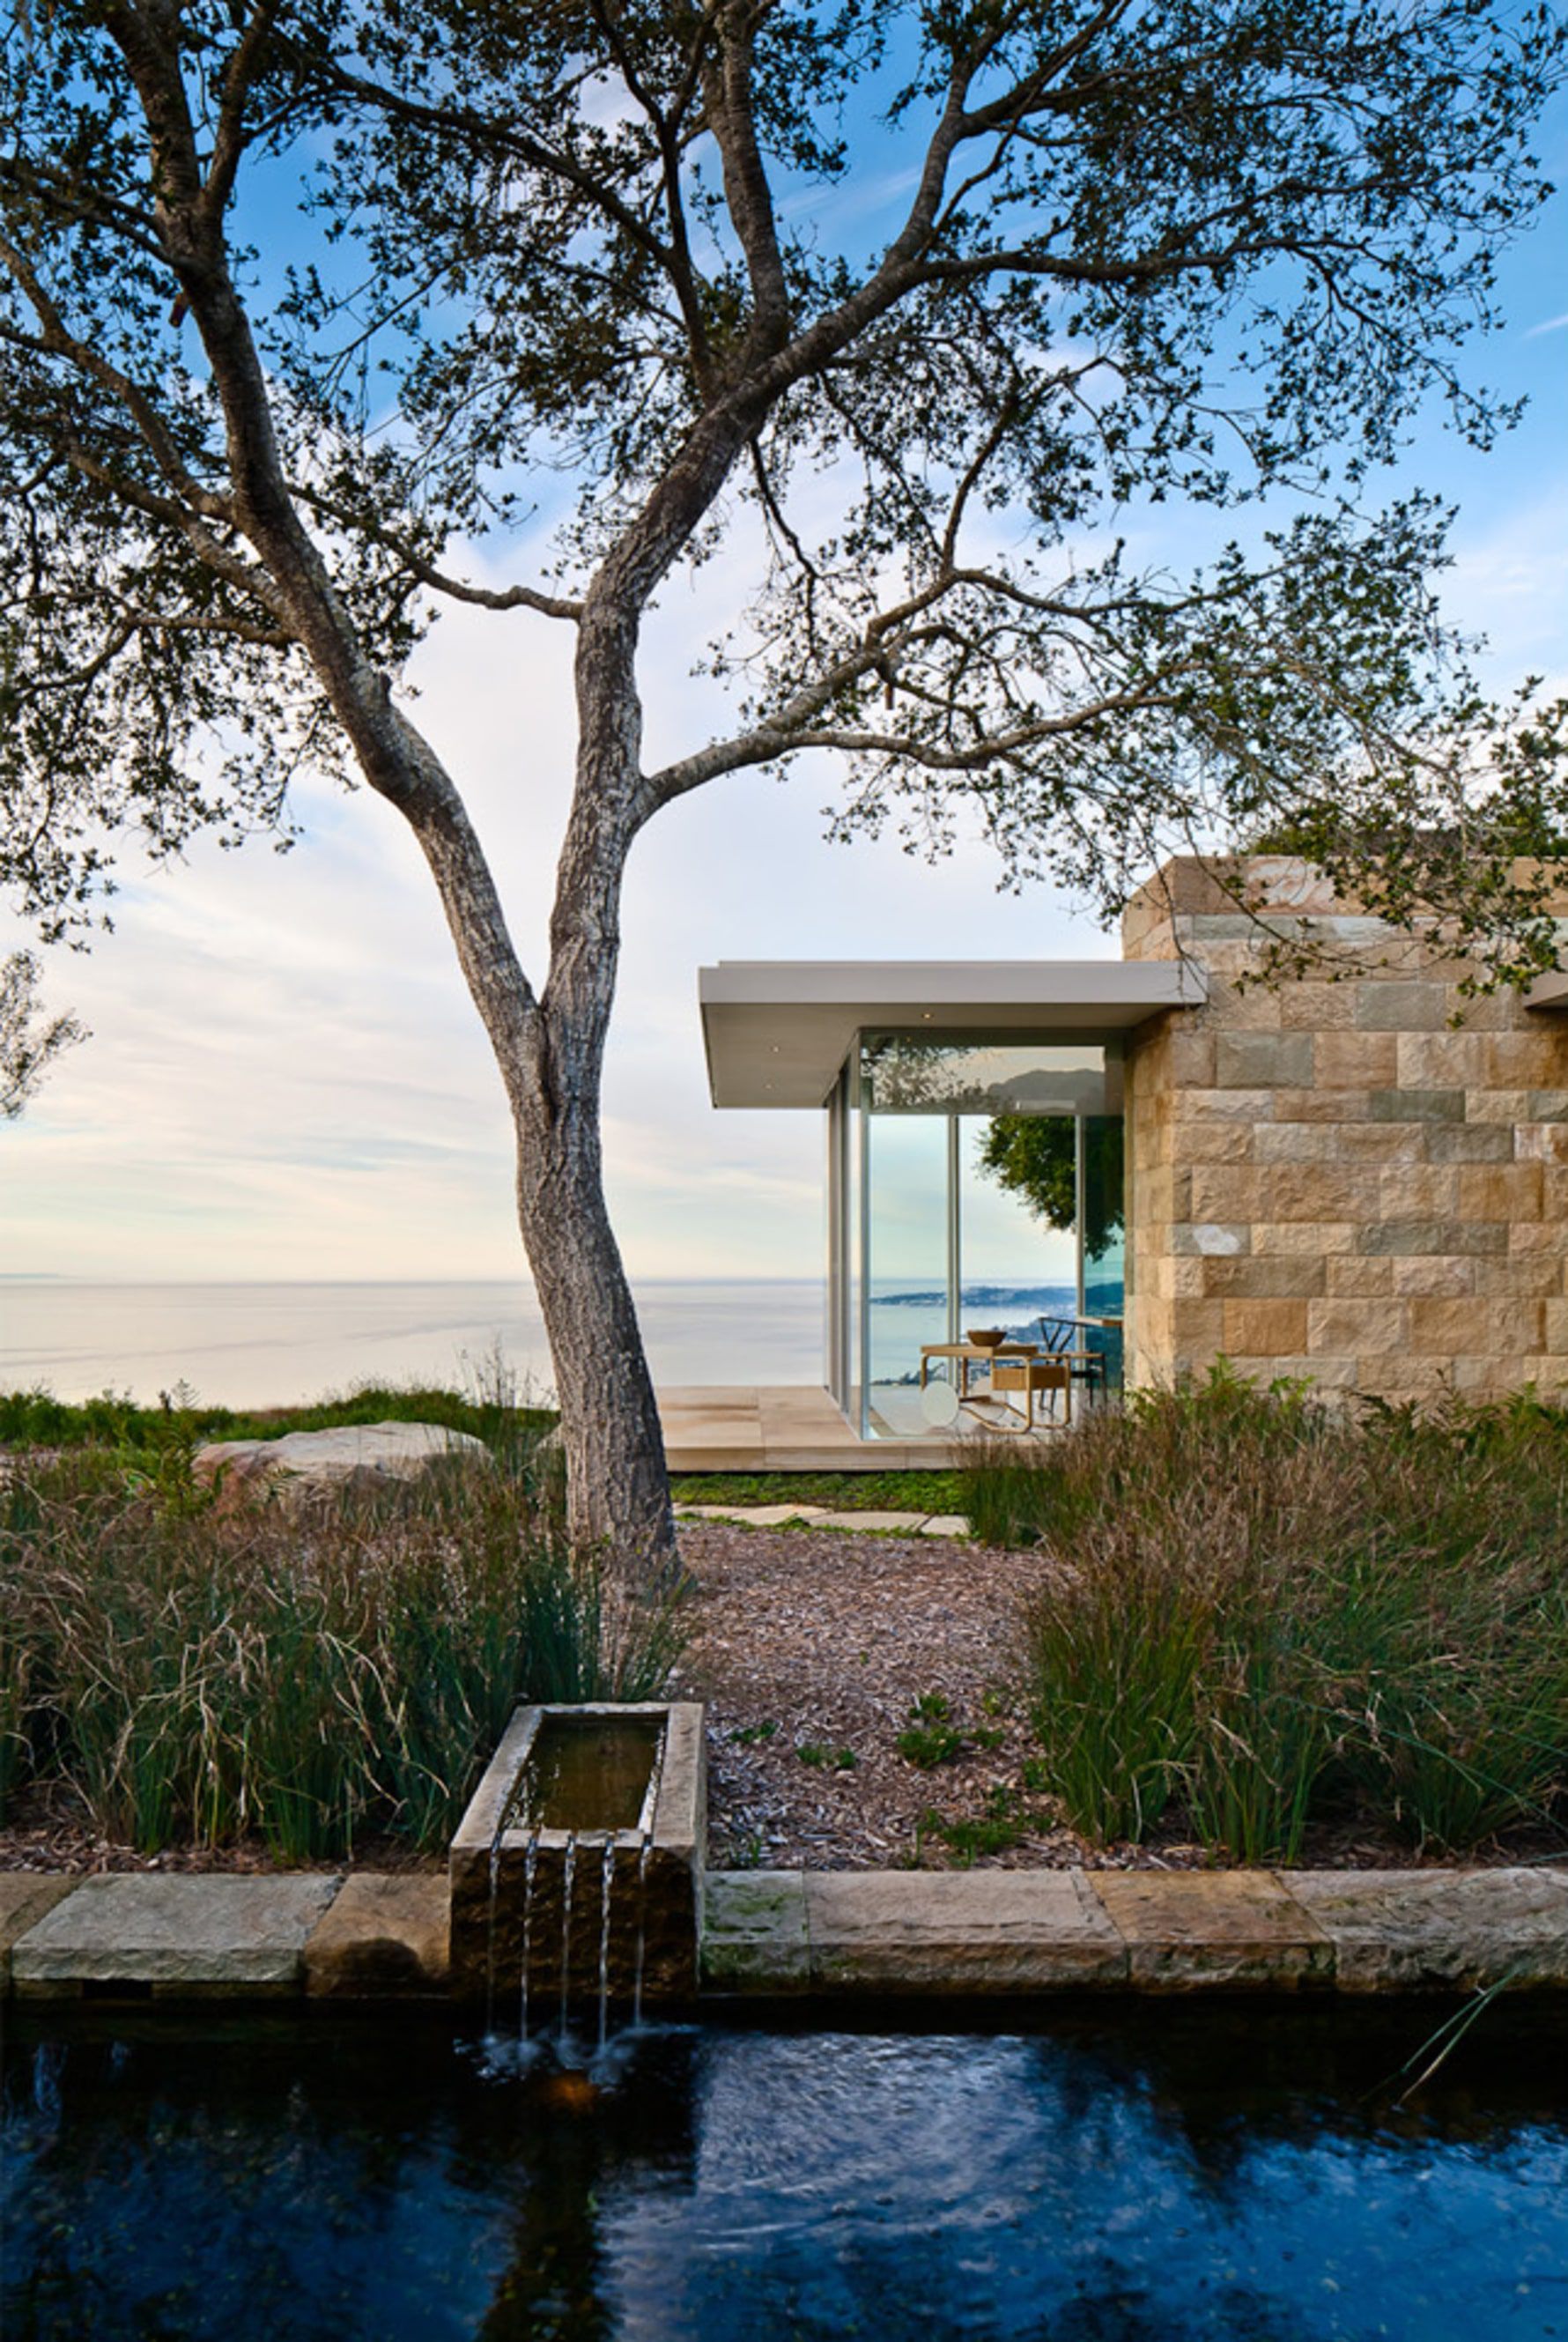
[844,1033,1123,1438]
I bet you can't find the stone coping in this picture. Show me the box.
[701,1866,1568,1997]
[5,1863,1566,2002]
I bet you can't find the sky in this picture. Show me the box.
[3,53,1565,1296]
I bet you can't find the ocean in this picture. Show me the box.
[0,1276,1084,1410]
[0,1278,825,1410]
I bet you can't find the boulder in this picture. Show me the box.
[193,1419,492,1515]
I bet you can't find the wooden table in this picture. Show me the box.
[919,1340,1086,1429]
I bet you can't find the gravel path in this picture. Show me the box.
[669,1520,1091,1870]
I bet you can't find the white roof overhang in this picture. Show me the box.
[699,959,1208,1108]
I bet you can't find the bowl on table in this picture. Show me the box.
[965,1328,1007,1348]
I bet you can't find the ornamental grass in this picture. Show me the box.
[973,1371,1568,1861]
[0,1444,676,1861]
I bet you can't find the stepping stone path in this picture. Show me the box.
[675,1503,971,1537]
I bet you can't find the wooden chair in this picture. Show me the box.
[988,1353,1071,1431]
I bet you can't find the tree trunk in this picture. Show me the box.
[514,1069,678,1586]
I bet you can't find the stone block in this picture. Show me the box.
[1410,1298,1543,1357]
[702,1871,811,1990]
[1205,976,1283,1030]
[1280,982,1357,1029]
[1333,1122,1428,1163]
[1488,1033,1568,1086]
[1355,981,1446,1031]
[1390,1256,1476,1299]
[919,1516,972,1539]
[1366,1089,1467,1125]
[1188,1166,1262,1222]
[1472,1256,1560,1301]
[1174,1220,1251,1256]
[1467,1087,1533,1125]
[0,1877,77,1986]
[804,1871,1127,1992]
[1377,1166,1461,1219]
[1353,1361,1461,1402]
[1272,1086,1376,1124]
[1326,1256,1395,1298]
[1357,1219,1444,1256]
[1165,1030,1219,1085]
[1201,1256,1328,1300]
[1289,1869,1568,1992]
[449,1702,706,2007]
[1088,1871,1331,1990]
[1174,1115,1254,1163]
[303,1873,450,1998]
[1457,1162,1544,1221]
[1217,1033,1314,1089]
[1254,1123,1342,1164]
[1395,1033,1490,1086]
[1542,1299,1568,1355]
[1306,1299,1411,1357]
[1185,1086,1278,1123]
[1251,1221,1355,1257]
[1268,1354,1360,1392]
[1315,1032,1398,1087]
[1527,1090,1568,1123]
[1516,1123,1568,1164]
[1251,1165,1379,1222]
[1510,1218,1568,1255]
[1424,1123,1514,1164]
[11,1874,340,1998]
[1224,1300,1308,1355]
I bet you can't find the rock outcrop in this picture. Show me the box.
[193,1419,492,1514]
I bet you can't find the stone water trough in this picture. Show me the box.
[448,1703,706,2010]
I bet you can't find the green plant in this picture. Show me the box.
[732,1720,779,1747]
[921,1783,1037,1865]
[0,1446,677,1857]
[797,1742,857,1771]
[1013,1375,1568,1858]
[896,1693,967,1770]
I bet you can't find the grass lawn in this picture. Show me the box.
[669,1469,966,1514]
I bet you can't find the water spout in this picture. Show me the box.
[558,1832,577,2047]
[597,1837,617,2049]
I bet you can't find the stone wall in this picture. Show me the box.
[1121,856,1568,1404]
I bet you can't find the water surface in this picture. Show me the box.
[4,2003,1567,2339]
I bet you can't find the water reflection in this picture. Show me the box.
[4,2005,1567,2340]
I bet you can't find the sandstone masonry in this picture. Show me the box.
[1122,855,1568,1404]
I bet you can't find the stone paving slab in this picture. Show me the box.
[918,1515,972,1538]
[703,1871,811,1990]
[1288,1868,1568,1991]
[11,1873,341,1998]
[677,1502,832,1526]
[804,1871,1127,1991]
[0,1877,77,1987]
[1089,1871,1333,1990]
[810,1509,939,1534]
[304,1873,450,1999]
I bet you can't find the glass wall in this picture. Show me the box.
[846,1033,1124,1436]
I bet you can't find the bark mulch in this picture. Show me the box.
[669,1522,1564,1874]
[671,1519,1107,1871]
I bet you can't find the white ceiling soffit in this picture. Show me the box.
[699,960,1208,1108]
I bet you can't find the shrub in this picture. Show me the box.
[1003,1371,1568,1859]
[0,1448,676,1857]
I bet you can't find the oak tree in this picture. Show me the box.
[2,0,1563,1575]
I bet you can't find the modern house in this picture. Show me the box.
[661,855,1568,1469]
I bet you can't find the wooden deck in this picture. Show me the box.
[656,1383,1054,1472]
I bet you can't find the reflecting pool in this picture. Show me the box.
[4,2001,1567,2339]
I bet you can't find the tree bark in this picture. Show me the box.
[514,1056,677,1582]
